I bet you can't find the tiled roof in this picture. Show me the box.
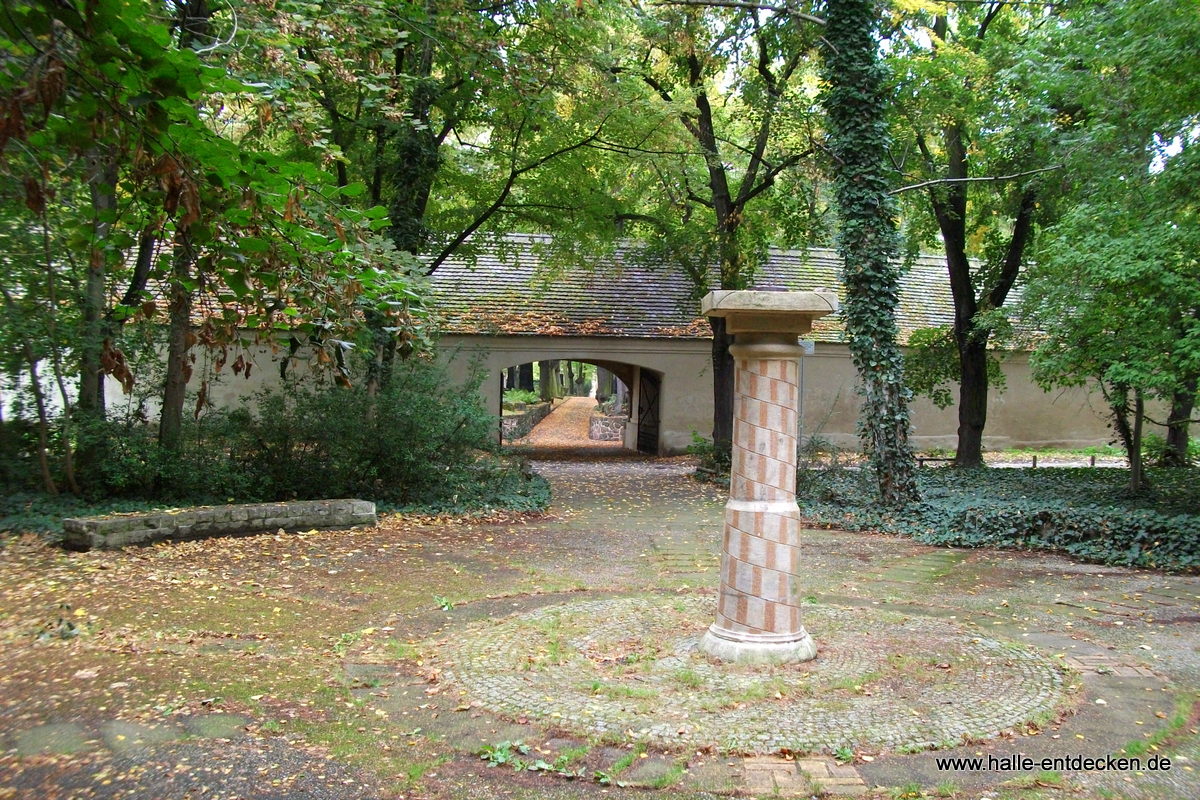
[428,233,955,343]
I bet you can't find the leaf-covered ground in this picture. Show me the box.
[2,407,1200,800]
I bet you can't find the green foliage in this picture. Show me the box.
[503,389,542,407]
[217,360,542,509]
[479,740,531,769]
[1142,434,1200,468]
[798,468,1200,571]
[1,360,549,540]
[821,0,918,504]
[0,492,163,539]
[686,432,732,478]
[904,327,1006,410]
[1019,0,1200,488]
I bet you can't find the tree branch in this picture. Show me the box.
[650,0,825,26]
[891,164,1063,195]
[426,126,606,273]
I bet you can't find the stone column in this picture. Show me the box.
[698,290,837,664]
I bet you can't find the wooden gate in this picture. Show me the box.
[636,369,661,454]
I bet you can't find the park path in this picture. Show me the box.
[510,395,624,455]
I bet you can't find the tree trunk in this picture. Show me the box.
[710,315,735,453]
[158,237,196,456]
[955,336,989,467]
[21,347,59,494]
[1130,391,1146,493]
[1109,384,1148,493]
[538,361,554,401]
[1163,380,1195,466]
[518,363,534,392]
[79,150,119,411]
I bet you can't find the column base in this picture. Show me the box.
[700,624,817,664]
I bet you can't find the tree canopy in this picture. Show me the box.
[1,0,1196,500]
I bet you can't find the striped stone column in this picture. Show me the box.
[699,290,837,664]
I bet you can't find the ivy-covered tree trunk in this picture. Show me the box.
[822,0,918,505]
[1109,384,1148,493]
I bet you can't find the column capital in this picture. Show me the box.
[701,290,838,335]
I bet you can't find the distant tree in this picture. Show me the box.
[595,2,827,455]
[1023,0,1200,488]
[888,1,1063,466]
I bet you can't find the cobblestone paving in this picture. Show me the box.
[433,594,1069,754]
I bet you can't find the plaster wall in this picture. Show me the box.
[437,335,712,454]
[438,334,1117,455]
[799,344,1115,452]
[89,333,1118,456]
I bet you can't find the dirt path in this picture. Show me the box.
[510,395,626,459]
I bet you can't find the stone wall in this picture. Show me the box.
[63,499,377,551]
[501,401,552,441]
[589,414,626,441]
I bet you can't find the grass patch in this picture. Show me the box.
[671,668,704,689]
[586,681,658,700]
[1122,693,1195,756]
[645,760,688,789]
[608,742,647,775]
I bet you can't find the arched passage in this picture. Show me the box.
[495,357,662,454]
[436,334,703,455]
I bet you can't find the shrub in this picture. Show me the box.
[1,358,550,539]
[686,432,731,477]
[218,358,545,507]
[502,389,541,407]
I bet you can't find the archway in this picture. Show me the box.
[495,357,663,455]
[436,334,713,455]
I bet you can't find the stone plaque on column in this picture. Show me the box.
[699,289,838,664]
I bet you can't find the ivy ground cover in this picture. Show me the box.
[799,467,1200,571]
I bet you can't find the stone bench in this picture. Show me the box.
[62,499,377,551]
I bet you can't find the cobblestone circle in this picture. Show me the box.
[433,594,1069,754]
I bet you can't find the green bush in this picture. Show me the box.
[502,388,542,407]
[1,358,550,539]
[686,432,732,477]
[1142,432,1199,467]
[798,467,1200,571]
[212,358,546,507]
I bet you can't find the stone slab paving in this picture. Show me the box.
[6,713,251,758]
[794,756,869,796]
[646,534,720,576]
